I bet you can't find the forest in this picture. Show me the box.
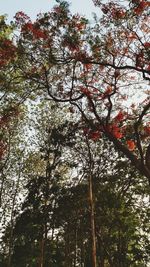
[0,0,150,266]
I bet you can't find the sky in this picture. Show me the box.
[0,0,100,22]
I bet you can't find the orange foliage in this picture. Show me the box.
[108,124,123,139]
[126,140,136,151]
[114,111,124,122]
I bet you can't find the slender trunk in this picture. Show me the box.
[7,165,21,267]
[89,174,97,267]
[74,227,78,267]
[80,241,84,267]
[39,237,44,267]
[7,226,14,267]
[65,229,71,267]
[80,220,84,267]
[38,223,48,267]
[86,136,97,267]
[39,197,48,267]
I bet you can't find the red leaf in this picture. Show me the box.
[144,126,150,135]
[144,42,150,48]
[108,125,123,139]
[114,111,124,122]
[114,131,123,139]
[126,140,135,151]
[80,87,91,97]
[89,131,101,141]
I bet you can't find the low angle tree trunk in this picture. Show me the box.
[89,173,97,267]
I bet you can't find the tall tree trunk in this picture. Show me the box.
[7,164,21,267]
[39,237,44,267]
[80,220,84,267]
[89,174,97,267]
[38,223,48,267]
[39,196,48,267]
[65,225,72,267]
[86,136,97,267]
[73,227,78,267]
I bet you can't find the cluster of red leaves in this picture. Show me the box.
[111,9,126,19]
[144,42,150,48]
[114,111,125,123]
[14,11,30,25]
[100,0,150,25]
[109,124,123,139]
[70,15,86,32]
[21,22,47,40]
[89,131,101,141]
[74,51,91,62]
[84,63,93,71]
[83,128,101,141]
[143,125,150,136]
[133,0,150,15]
[127,33,137,41]
[135,48,150,70]
[101,3,126,19]
[75,21,86,31]
[106,123,136,151]
[145,126,150,135]
[126,140,136,151]
[0,39,16,67]
[54,13,86,51]
[106,111,126,139]
[15,9,49,40]
[80,86,91,97]
[62,35,80,51]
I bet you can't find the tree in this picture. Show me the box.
[8,103,78,267]
[10,0,150,183]
[1,102,149,267]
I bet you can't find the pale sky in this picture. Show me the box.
[0,0,100,22]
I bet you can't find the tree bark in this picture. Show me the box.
[89,174,97,267]
[73,227,78,267]
[39,237,44,267]
[7,164,21,267]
